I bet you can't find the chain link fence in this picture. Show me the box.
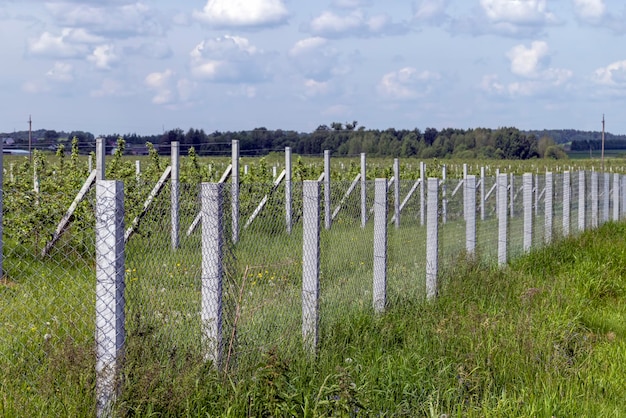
[2,160,625,415]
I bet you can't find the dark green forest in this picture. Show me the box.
[3,124,626,160]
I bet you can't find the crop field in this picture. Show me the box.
[2,144,626,416]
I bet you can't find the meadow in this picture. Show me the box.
[1,147,625,416]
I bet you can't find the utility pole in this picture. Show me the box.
[601,114,605,172]
[28,115,32,164]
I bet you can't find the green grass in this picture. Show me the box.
[2,186,626,416]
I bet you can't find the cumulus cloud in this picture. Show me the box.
[482,41,573,97]
[28,28,102,58]
[307,10,409,38]
[480,0,556,25]
[593,61,626,87]
[193,0,288,28]
[506,40,550,78]
[573,0,606,23]
[189,35,270,83]
[46,62,74,82]
[88,44,119,70]
[145,69,175,104]
[377,67,441,100]
[453,0,558,37]
[45,2,166,37]
[331,0,371,9]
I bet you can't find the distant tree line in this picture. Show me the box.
[1,123,583,160]
[569,139,626,151]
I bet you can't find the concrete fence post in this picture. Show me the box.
[523,173,532,253]
[96,137,105,181]
[510,173,514,218]
[545,172,553,244]
[361,153,367,228]
[465,175,476,256]
[613,173,620,221]
[420,162,426,226]
[393,158,400,229]
[563,171,570,237]
[171,142,180,249]
[497,174,508,266]
[622,175,626,219]
[603,173,610,224]
[95,180,125,418]
[302,181,320,353]
[480,167,485,221]
[0,139,3,292]
[324,150,332,230]
[201,183,223,368]
[373,179,388,313]
[591,171,598,229]
[426,178,439,299]
[442,165,447,224]
[231,140,240,243]
[285,147,292,234]
[578,171,586,232]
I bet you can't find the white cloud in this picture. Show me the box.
[45,62,74,82]
[303,79,330,97]
[88,44,119,70]
[307,10,408,38]
[506,41,549,78]
[145,69,175,104]
[28,28,101,58]
[45,2,165,37]
[193,0,288,28]
[289,37,328,56]
[593,61,626,86]
[90,78,130,98]
[190,36,270,83]
[480,0,556,25]
[377,67,441,100]
[573,0,606,23]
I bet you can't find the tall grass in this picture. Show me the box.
[3,218,626,416]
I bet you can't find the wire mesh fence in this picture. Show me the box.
[2,163,626,415]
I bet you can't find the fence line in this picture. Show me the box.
[7,142,626,415]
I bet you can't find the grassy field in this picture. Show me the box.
[2,197,626,415]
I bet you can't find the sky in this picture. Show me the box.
[1,0,626,136]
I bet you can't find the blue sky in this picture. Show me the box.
[1,0,626,136]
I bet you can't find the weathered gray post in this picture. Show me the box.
[420,162,426,226]
[480,167,485,221]
[465,175,476,256]
[231,140,240,243]
[497,174,508,266]
[442,165,447,224]
[426,178,439,299]
[95,180,125,417]
[393,158,400,229]
[201,183,223,368]
[534,174,539,216]
[578,171,586,232]
[591,171,598,229]
[620,175,626,218]
[509,173,514,218]
[613,173,620,221]
[545,172,553,244]
[302,181,320,353]
[563,171,570,237]
[285,147,292,234]
[324,150,331,230]
[523,173,533,253]
[603,172,610,224]
[171,142,180,249]
[373,179,387,313]
[361,153,367,228]
[96,137,105,180]
[135,160,140,180]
